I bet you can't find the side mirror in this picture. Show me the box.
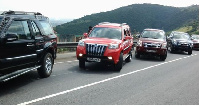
[83,33,88,38]
[5,33,18,42]
[136,34,140,38]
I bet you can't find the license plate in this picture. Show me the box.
[146,50,156,53]
[87,57,101,62]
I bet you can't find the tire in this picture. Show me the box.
[160,51,167,61]
[38,53,53,78]
[168,45,173,53]
[160,55,167,61]
[188,49,192,55]
[114,53,123,72]
[79,60,85,68]
[125,50,132,62]
[135,51,140,58]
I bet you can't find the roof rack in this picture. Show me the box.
[2,10,42,15]
[98,22,127,27]
[98,22,110,25]
[1,10,47,20]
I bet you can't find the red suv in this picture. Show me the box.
[135,29,167,61]
[76,22,134,71]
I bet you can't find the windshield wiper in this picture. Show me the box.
[142,37,149,38]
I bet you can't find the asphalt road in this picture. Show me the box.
[0,50,199,105]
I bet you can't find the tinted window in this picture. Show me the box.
[141,30,165,40]
[173,33,190,40]
[40,21,54,35]
[7,20,31,39]
[31,21,41,36]
[89,27,122,40]
[192,35,199,40]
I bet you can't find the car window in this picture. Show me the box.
[173,33,190,39]
[31,21,41,36]
[141,30,165,40]
[193,35,199,40]
[40,21,54,36]
[89,27,122,40]
[6,20,31,39]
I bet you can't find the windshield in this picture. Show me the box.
[89,27,122,40]
[173,33,190,40]
[141,30,165,40]
[192,35,199,40]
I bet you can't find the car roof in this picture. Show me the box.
[0,11,48,20]
[143,28,164,32]
[94,22,129,29]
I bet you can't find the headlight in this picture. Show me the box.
[109,43,119,49]
[137,40,142,47]
[161,43,167,49]
[78,40,85,47]
[172,39,177,45]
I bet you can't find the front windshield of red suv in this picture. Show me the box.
[89,27,122,40]
[141,30,165,40]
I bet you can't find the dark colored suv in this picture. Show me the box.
[0,11,57,82]
[76,22,134,71]
[167,31,193,55]
[135,29,167,61]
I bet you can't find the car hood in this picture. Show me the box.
[82,37,122,45]
[174,39,193,43]
[139,38,166,43]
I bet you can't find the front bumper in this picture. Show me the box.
[172,45,192,51]
[193,43,199,49]
[76,46,121,64]
[136,46,167,56]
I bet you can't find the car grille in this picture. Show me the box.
[143,43,161,48]
[86,43,107,56]
[178,42,189,46]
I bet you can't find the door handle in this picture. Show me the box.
[27,43,34,47]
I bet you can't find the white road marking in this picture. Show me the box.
[18,54,197,105]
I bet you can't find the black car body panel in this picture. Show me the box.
[0,11,57,82]
[167,31,193,54]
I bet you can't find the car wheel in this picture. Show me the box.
[135,51,140,58]
[188,49,192,55]
[38,53,53,78]
[125,50,132,62]
[160,53,167,61]
[114,53,123,72]
[79,60,85,68]
[168,45,173,53]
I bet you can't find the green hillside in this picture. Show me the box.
[55,4,199,35]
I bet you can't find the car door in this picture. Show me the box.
[122,28,131,56]
[0,19,37,74]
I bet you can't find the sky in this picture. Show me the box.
[0,0,199,19]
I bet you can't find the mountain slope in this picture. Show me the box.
[55,4,199,35]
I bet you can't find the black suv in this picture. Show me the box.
[0,11,57,82]
[167,31,193,55]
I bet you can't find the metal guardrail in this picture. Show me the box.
[57,40,138,48]
[57,42,78,48]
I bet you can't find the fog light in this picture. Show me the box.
[79,53,83,57]
[108,56,112,60]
